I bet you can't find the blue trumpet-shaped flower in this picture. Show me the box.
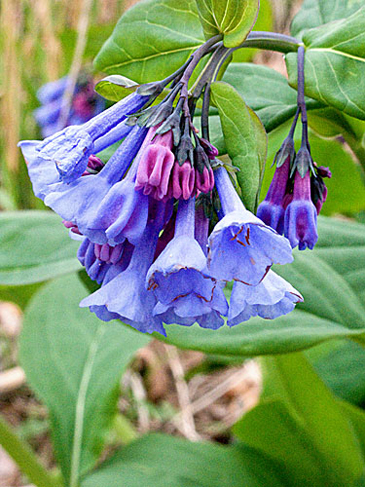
[147,197,228,329]
[80,218,166,335]
[34,92,149,182]
[18,140,60,199]
[208,167,293,285]
[228,271,303,327]
[44,126,149,244]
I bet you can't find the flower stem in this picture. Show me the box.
[0,414,63,487]
[240,31,301,53]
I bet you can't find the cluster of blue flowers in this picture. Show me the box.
[34,73,105,138]
[20,47,306,335]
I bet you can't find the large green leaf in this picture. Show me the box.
[160,217,365,357]
[0,211,80,285]
[313,217,365,307]
[195,0,259,48]
[223,63,323,132]
[19,274,149,486]
[234,400,327,487]
[94,0,204,82]
[286,7,365,121]
[232,0,273,62]
[314,341,365,407]
[236,352,365,486]
[82,433,285,487]
[210,80,267,212]
[291,0,364,40]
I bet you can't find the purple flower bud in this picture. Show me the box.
[195,165,214,194]
[135,129,175,200]
[169,161,195,200]
[257,156,291,234]
[284,171,318,250]
[228,271,303,326]
[208,167,293,285]
[199,138,219,160]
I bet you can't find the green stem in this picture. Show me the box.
[0,414,63,487]
[239,31,301,54]
[113,413,138,444]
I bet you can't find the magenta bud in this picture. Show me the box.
[195,166,214,194]
[135,130,175,200]
[171,161,195,200]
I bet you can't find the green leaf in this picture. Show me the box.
[313,341,365,407]
[341,401,365,458]
[94,0,204,83]
[261,353,365,485]
[286,7,365,121]
[195,0,259,48]
[291,0,364,40]
[232,0,273,62]
[160,217,365,357]
[82,433,285,487]
[0,211,80,285]
[308,107,358,138]
[313,217,365,307]
[210,80,267,211]
[95,75,139,102]
[19,274,149,486]
[235,399,335,487]
[223,63,323,132]
[0,282,44,309]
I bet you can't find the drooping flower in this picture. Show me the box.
[147,197,228,329]
[284,170,318,250]
[228,271,303,326]
[208,167,293,285]
[43,125,149,244]
[80,212,166,335]
[35,92,149,182]
[257,156,291,234]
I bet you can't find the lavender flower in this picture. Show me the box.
[284,171,318,250]
[35,92,149,182]
[80,216,166,335]
[208,167,293,285]
[147,198,228,329]
[228,271,303,326]
[257,156,291,234]
[43,125,149,244]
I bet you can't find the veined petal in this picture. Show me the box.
[208,210,293,285]
[228,271,303,327]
